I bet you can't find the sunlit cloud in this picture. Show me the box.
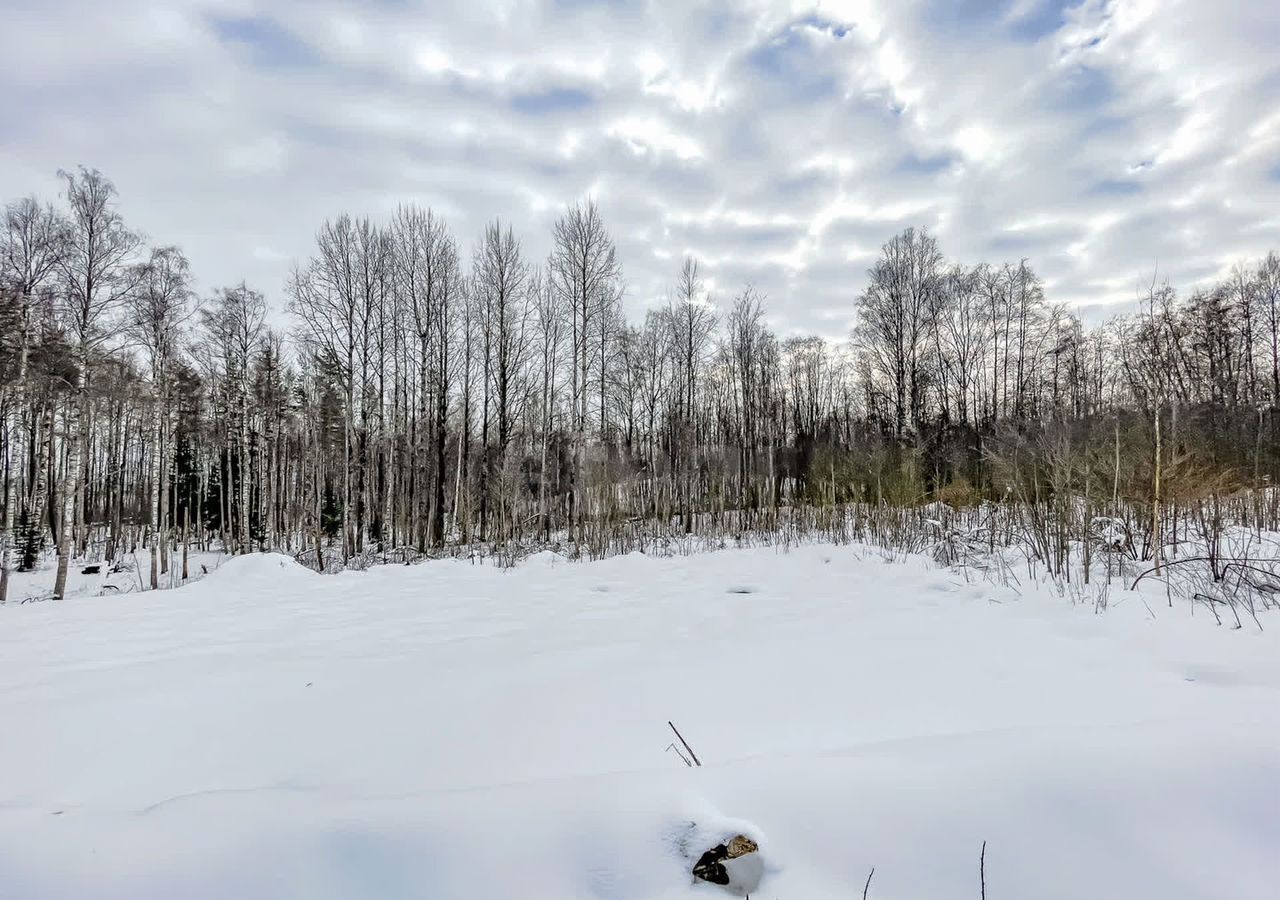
[1,0,1277,337]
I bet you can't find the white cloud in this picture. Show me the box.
[606,116,705,161]
[0,0,1276,338]
[225,134,290,176]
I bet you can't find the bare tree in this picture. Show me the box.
[1257,252,1280,404]
[6,163,1280,602]
[472,221,533,539]
[0,197,67,602]
[854,227,942,440]
[549,200,621,538]
[290,216,366,560]
[666,257,718,529]
[723,287,776,508]
[52,168,141,599]
[931,265,987,426]
[392,204,462,549]
[126,245,193,586]
[201,283,266,553]
[532,269,563,537]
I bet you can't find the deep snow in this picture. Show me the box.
[2,545,1278,899]
[3,545,231,603]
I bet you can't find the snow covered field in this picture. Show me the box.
[4,546,231,603]
[2,545,1278,899]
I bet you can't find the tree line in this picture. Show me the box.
[3,167,1279,599]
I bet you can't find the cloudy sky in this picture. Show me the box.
[3,0,1278,336]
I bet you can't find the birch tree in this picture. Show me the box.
[549,201,621,535]
[472,221,533,538]
[126,245,193,586]
[0,199,66,601]
[201,283,266,553]
[53,168,140,599]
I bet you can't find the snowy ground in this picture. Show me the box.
[4,545,230,603]
[2,545,1278,899]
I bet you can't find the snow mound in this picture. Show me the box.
[196,552,318,589]
[521,549,568,568]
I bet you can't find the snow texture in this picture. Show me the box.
[4,546,231,602]
[2,544,1278,898]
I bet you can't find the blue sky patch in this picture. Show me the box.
[1092,178,1143,196]
[896,152,955,176]
[1046,65,1114,112]
[792,13,851,39]
[744,16,845,101]
[1007,0,1083,42]
[745,51,836,101]
[920,0,1080,42]
[510,87,594,115]
[209,14,321,68]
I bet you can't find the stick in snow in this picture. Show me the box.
[862,866,875,900]
[668,720,702,767]
[980,840,987,900]
[666,742,692,767]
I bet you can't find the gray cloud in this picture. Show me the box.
[1,0,1277,339]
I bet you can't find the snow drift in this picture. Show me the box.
[1,544,1277,898]
[192,551,319,591]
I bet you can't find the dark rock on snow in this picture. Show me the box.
[693,834,760,890]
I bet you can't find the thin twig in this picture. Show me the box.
[668,720,702,767]
[980,840,987,900]
[1194,592,1224,626]
[862,866,875,900]
[1130,555,1276,590]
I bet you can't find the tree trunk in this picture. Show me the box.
[19,398,54,572]
[0,295,32,603]
[431,378,448,548]
[53,365,88,600]
[149,379,162,590]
